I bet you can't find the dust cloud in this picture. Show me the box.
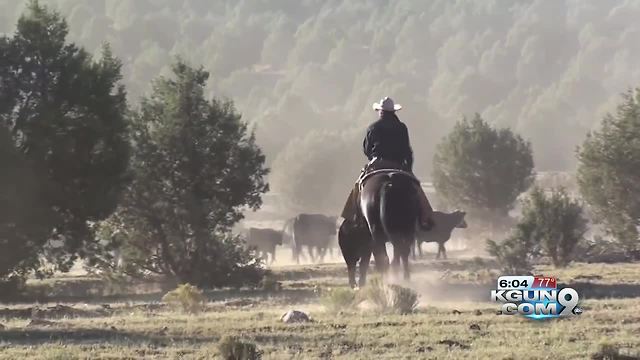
[387,268,493,309]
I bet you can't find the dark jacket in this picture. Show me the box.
[362,111,413,171]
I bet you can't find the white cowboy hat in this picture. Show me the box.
[372,97,402,111]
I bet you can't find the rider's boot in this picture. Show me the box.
[414,183,435,231]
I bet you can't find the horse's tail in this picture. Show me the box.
[379,173,418,237]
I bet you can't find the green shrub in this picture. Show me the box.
[486,235,535,274]
[388,284,419,315]
[592,343,619,360]
[218,335,261,360]
[358,277,389,310]
[487,187,587,270]
[320,287,357,312]
[527,188,587,267]
[486,199,541,274]
[359,277,419,315]
[591,341,640,360]
[162,283,205,314]
[574,234,637,263]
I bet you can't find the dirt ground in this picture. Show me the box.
[1,253,640,359]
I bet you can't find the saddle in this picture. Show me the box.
[356,158,420,192]
[342,157,421,230]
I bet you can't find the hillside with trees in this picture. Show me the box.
[3,0,640,178]
[4,0,640,216]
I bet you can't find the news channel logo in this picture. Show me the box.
[491,275,583,319]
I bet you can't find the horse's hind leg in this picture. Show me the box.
[359,247,372,288]
[372,240,389,275]
[400,241,412,281]
[391,244,401,275]
[411,242,416,261]
[441,243,447,260]
[347,261,357,288]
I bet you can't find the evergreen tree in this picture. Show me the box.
[487,187,586,270]
[0,1,130,274]
[577,90,640,256]
[102,60,269,287]
[432,114,535,229]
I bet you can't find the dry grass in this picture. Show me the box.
[537,262,640,284]
[320,287,357,312]
[357,277,419,315]
[162,284,206,314]
[218,335,261,360]
[1,259,640,359]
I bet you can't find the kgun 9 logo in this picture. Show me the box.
[491,276,583,319]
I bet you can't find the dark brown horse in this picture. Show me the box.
[338,220,373,288]
[360,171,420,281]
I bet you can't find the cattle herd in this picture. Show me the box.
[244,210,468,266]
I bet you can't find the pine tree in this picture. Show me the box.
[433,114,535,230]
[103,60,269,287]
[577,89,640,256]
[0,1,130,275]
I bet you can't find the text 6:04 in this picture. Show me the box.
[499,279,529,288]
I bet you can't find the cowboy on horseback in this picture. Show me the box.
[341,96,435,231]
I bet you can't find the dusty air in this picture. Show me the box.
[1,1,639,359]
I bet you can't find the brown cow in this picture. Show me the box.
[414,210,467,260]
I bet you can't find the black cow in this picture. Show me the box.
[414,210,467,260]
[246,228,283,265]
[287,214,338,264]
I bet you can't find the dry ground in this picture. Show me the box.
[1,254,640,359]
